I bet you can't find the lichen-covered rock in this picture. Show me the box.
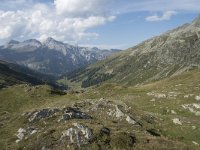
[172,118,182,125]
[15,127,37,143]
[16,128,26,143]
[195,96,200,101]
[171,110,177,114]
[58,107,92,122]
[61,123,93,147]
[108,105,137,125]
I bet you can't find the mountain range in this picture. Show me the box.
[0,37,119,76]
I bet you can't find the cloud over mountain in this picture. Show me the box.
[0,0,115,43]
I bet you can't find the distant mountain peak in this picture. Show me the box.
[23,39,42,47]
[43,37,66,47]
[43,37,61,44]
[24,39,40,43]
[43,37,69,55]
[45,37,56,42]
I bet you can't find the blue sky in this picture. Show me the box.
[0,0,199,49]
[88,12,198,49]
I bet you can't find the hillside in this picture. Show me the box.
[0,69,200,150]
[0,60,63,89]
[65,15,200,88]
[0,38,119,75]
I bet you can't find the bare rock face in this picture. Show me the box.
[58,107,92,122]
[61,123,93,148]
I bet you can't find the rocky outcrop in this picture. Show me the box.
[23,107,92,123]
[61,123,93,148]
[24,108,60,122]
[73,99,141,126]
[58,107,92,122]
[14,99,169,149]
[108,105,137,125]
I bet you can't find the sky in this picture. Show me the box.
[0,0,199,49]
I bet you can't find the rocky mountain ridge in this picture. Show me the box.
[0,37,119,75]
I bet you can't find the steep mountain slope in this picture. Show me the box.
[0,60,62,89]
[66,15,200,88]
[0,38,119,75]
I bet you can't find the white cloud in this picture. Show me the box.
[0,0,116,43]
[145,11,177,22]
[54,0,112,17]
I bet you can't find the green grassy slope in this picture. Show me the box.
[0,60,44,88]
[1,69,200,149]
[0,60,65,89]
[81,69,200,148]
